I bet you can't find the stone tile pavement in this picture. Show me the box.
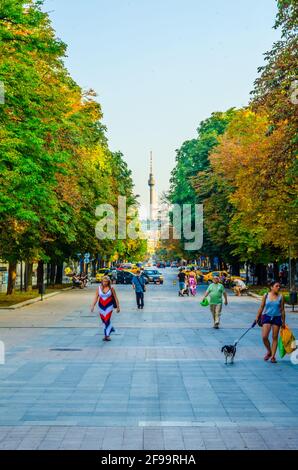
[0,269,297,450]
[0,425,297,450]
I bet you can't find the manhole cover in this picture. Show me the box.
[50,348,83,352]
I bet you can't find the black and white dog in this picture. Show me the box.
[221,321,258,365]
[221,344,236,365]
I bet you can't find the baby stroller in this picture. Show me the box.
[183,280,190,296]
[183,286,190,296]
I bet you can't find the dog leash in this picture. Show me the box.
[234,321,257,346]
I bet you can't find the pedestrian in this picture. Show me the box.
[72,273,83,289]
[178,268,186,297]
[255,281,286,363]
[111,269,117,284]
[188,270,197,296]
[233,278,247,296]
[132,269,146,309]
[91,276,120,341]
[201,276,228,329]
[220,272,229,288]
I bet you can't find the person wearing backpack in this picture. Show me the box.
[132,270,146,309]
[256,281,286,363]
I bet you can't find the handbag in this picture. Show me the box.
[278,336,286,358]
[257,315,263,327]
[280,325,296,354]
[111,288,118,308]
[257,293,268,327]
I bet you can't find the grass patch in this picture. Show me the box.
[248,286,291,303]
[0,284,72,307]
[0,291,39,307]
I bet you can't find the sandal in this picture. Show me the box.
[270,356,277,363]
[264,352,271,361]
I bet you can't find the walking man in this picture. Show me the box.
[132,270,146,309]
[202,276,228,328]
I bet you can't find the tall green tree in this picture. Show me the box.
[0,0,145,292]
[169,109,236,262]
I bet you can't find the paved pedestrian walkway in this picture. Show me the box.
[0,270,297,450]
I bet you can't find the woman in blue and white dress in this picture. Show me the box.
[91,276,120,341]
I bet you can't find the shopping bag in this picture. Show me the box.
[278,336,286,358]
[280,325,296,354]
[200,298,209,307]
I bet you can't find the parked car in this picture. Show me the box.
[230,275,246,282]
[184,267,203,282]
[119,263,132,270]
[95,268,113,283]
[203,270,229,283]
[116,270,133,284]
[116,270,149,285]
[142,269,164,284]
[202,270,246,284]
[157,262,166,268]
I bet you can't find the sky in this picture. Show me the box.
[44,0,280,208]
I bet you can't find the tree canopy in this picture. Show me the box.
[169,0,297,277]
[0,0,146,292]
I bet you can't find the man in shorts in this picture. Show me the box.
[178,268,186,297]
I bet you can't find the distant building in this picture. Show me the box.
[147,152,159,254]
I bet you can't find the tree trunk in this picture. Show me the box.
[55,263,63,285]
[221,259,228,270]
[20,262,24,292]
[92,260,96,277]
[24,262,33,292]
[255,263,267,285]
[7,261,17,295]
[49,263,56,285]
[231,262,240,276]
[245,264,249,284]
[37,261,44,291]
[210,259,216,270]
[46,263,50,286]
[273,261,279,282]
[290,258,297,291]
